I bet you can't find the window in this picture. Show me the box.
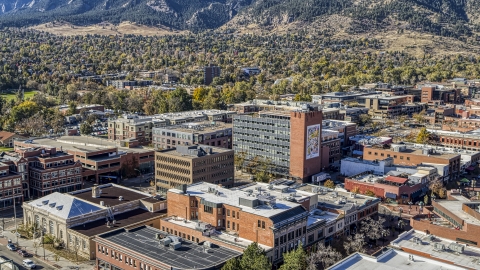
[262,221,265,229]
[204,205,213,213]
[232,222,235,230]
[232,211,235,218]
[237,212,239,219]
[227,209,230,216]
[258,220,261,228]
[83,240,86,249]
[407,157,410,160]
[400,156,404,160]
[227,221,230,229]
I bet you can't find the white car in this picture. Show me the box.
[23,259,36,269]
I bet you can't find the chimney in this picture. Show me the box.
[92,184,101,198]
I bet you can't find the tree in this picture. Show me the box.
[324,180,335,189]
[234,151,247,171]
[307,242,342,269]
[344,234,366,255]
[364,190,376,197]
[280,243,307,270]
[398,116,407,127]
[352,186,360,194]
[424,194,429,205]
[239,242,271,270]
[398,220,406,232]
[222,257,240,270]
[80,122,93,135]
[360,216,386,244]
[358,114,371,126]
[67,101,77,115]
[416,127,431,144]
[413,110,426,124]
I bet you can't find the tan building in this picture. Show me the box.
[22,184,166,260]
[155,145,234,193]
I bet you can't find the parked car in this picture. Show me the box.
[17,250,31,257]
[7,243,16,251]
[23,259,36,269]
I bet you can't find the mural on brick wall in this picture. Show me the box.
[306,124,320,159]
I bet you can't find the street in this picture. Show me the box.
[0,246,53,270]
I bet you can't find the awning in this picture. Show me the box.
[460,178,470,183]
[411,189,422,199]
[385,192,397,199]
[466,166,476,171]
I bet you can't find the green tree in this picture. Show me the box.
[280,243,307,270]
[365,190,376,197]
[416,127,431,144]
[80,122,93,135]
[222,257,240,270]
[239,242,271,270]
[324,180,335,189]
[67,101,77,115]
[424,194,429,205]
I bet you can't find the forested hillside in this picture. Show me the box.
[0,0,479,39]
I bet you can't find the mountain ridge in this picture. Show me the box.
[0,0,479,41]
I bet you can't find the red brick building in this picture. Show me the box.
[161,183,312,264]
[410,195,480,248]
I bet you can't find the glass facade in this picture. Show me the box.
[233,114,291,175]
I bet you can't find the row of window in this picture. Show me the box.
[98,245,152,270]
[0,178,21,188]
[368,151,411,161]
[31,177,81,188]
[162,227,199,243]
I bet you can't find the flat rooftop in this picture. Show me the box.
[436,199,480,226]
[170,182,307,219]
[98,226,241,270]
[157,145,233,157]
[23,136,153,153]
[71,208,166,237]
[163,217,271,250]
[153,121,232,134]
[328,248,466,270]
[70,184,151,207]
[297,185,379,211]
[234,181,315,205]
[371,144,461,159]
[391,230,480,269]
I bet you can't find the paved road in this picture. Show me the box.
[0,248,54,270]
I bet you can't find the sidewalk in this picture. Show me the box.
[0,229,95,270]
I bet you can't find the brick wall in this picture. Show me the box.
[410,215,480,248]
[289,111,323,181]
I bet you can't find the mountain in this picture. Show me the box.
[0,0,479,39]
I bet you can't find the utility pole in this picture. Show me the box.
[13,189,18,245]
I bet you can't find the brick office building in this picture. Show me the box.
[409,192,480,248]
[15,137,155,184]
[161,183,317,264]
[363,143,461,181]
[154,145,234,193]
[14,145,83,198]
[152,122,232,150]
[0,154,27,210]
[94,226,240,270]
[233,106,324,182]
[108,110,235,145]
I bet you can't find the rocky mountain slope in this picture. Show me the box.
[0,0,479,39]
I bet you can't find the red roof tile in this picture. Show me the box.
[385,175,408,184]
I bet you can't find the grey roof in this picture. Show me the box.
[328,248,466,270]
[270,206,307,224]
[28,192,102,219]
[99,226,240,270]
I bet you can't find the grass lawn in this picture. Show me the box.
[0,90,38,101]
[0,146,13,152]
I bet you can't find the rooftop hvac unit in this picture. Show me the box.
[424,235,435,242]
[204,241,212,248]
[155,233,162,240]
[448,243,464,253]
[161,238,172,246]
[170,241,182,250]
[412,237,422,245]
[433,243,445,251]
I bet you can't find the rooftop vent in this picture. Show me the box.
[448,243,464,254]
[92,184,101,198]
[433,243,445,251]
[119,196,124,201]
[42,200,49,205]
[56,205,63,211]
[49,203,56,208]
